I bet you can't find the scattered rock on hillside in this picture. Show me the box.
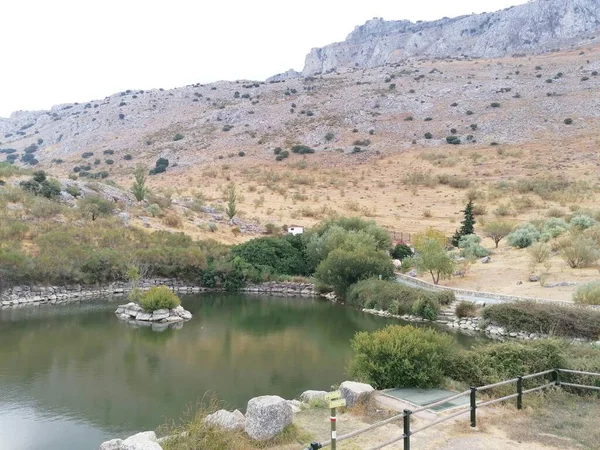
[245,395,293,441]
[339,381,374,408]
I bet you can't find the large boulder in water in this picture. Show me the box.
[340,381,375,408]
[99,439,122,450]
[244,395,293,440]
[204,409,245,431]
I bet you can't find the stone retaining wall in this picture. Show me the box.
[0,280,316,308]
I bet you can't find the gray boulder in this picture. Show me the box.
[99,439,123,450]
[481,256,491,264]
[245,395,293,441]
[204,409,245,431]
[121,431,162,450]
[300,390,328,403]
[340,381,374,408]
[152,309,170,321]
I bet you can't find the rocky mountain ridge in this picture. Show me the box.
[302,0,600,74]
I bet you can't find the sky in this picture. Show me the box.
[0,0,527,118]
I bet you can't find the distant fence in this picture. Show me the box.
[303,368,600,450]
[389,231,412,245]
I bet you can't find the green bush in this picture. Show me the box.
[231,234,309,276]
[139,286,181,312]
[347,325,455,389]
[291,145,315,154]
[482,301,600,340]
[574,281,600,305]
[557,234,599,268]
[506,224,540,248]
[437,290,456,306]
[540,217,570,241]
[173,133,184,141]
[391,243,412,260]
[458,234,490,258]
[570,214,596,230]
[455,301,478,318]
[412,295,440,320]
[424,132,433,139]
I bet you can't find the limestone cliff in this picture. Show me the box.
[303,0,600,74]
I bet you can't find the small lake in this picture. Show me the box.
[0,293,482,450]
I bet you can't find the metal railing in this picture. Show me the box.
[303,368,600,450]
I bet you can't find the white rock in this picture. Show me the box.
[245,395,293,441]
[98,438,123,450]
[340,381,374,408]
[204,409,245,431]
[300,390,328,403]
[121,431,162,450]
[152,309,170,321]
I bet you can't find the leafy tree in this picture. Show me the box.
[79,195,114,221]
[131,166,148,201]
[231,234,309,276]
[413,228,447,251]
[413,238,456,284]
[451,200,475,247]
[483,220,515,248]
[391,243,412,260]
[225,183,237,220]
[314,246,394,298]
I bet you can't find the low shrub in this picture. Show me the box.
[557,234,599,268]
[162,212,183,228]
[574,281,600,305]
[455,301,478,318]
[437,290,456,306]
[412,295,440,320]
[391,243,412,260]
[173,133,184,141]
[458,234,490,258]
[139,286,181,312]
[528,242,551,264]
[482,301,600,340]
[291,145,315,154]
[347,325,455,389]
[506,224,540,248]
[570,214,596,230]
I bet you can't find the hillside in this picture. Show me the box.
[2,4,600,301]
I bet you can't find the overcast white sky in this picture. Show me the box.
[0,0,527,117]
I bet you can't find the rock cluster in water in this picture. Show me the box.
[115,302,192,323]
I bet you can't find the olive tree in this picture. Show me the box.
[413,238,456,285]
[483,220,515,248]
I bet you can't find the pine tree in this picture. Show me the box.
[451,200,475,247]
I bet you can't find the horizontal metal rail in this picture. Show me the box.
[411,389,470,414]
[560,382,600,391]
[522,382,556,395]
[410,407,471,435]
[477,393,519,409]
[477,378,517,392]
[559,369,600,377]
[522,369,556,380]
[318,410,407,447]
[367,433,406,450]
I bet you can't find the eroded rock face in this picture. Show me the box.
[303,0,600,74]
[339,381,374,408]
[244,395,293,441]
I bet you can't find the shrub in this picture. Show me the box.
[437,290,456,306]
[82,152,94,159]
[105,159,114,165]
[173,133,185,141]
[412,295,440,320]
[150,157,169,175]
[482,301,600,340]
[325,132,335,141]
[273,147,282,155]
[139,286,181,312]
[162,212,183,228]
[458,234,490,258]
[455,301,478,318]
[446,136,461,145]
[348,279,433,313]
[65,185,81,198]
[490,102,501,108]
[291,145,315,154]
[391,243,412,260]
[124,154,133,161]
[540,217,569,240]
[564,118,573,125]
[574,281,600,305]
[557,234,599,268]
[570,214,596,230]
[232,235,309,276]
[424,132,433,139]
[347,325,455,389]
[528,241,551,264]
[506,224,540,248]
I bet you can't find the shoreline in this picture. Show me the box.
[0,279,317,308]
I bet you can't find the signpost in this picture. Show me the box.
[324,390,346,450]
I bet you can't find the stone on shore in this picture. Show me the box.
[99,431,162,450]
[204,409,245,431]
[245,395,293,441]
[340,381,375,408]
[115,303,192,323]
[99,439,123,450]
[300,390,328,403]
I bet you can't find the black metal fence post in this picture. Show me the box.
[403,409,411,450]
[470,386,477,428]
[516,376,523,410]
[553,369,561,387]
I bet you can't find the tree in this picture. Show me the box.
[79,195,114,221]
[391,243,413,260]
[226,183,237,220]
[413,228,447,252]
[413,238,456,285]
[314,247,394,298]
[483,220,515,248]
[451,200,475,247]
[131,166,148,201]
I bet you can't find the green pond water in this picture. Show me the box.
[0,293,482,450]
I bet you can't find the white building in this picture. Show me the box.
[288,225,304,236]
